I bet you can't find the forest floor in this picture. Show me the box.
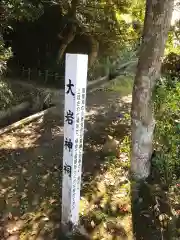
[0,75,179,240]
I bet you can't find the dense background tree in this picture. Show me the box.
[1,0,145,80]
[0,0,43,73]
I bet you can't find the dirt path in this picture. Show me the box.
[0,78,133,240]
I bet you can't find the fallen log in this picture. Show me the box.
[0,106,56,136]
[116,59,137,71]
[87,76,109,92]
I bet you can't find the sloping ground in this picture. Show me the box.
[0,76,133,240]
[1,75,180,240]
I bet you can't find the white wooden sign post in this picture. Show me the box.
[62,54,88,232]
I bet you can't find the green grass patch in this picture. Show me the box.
[108,75,134,96]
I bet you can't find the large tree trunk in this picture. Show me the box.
[131,0,174,181]
[57,0,79,63]
[58,25,76,63]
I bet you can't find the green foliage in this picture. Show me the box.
[56,0,141,54]
[109,75,134,96]
[153,77,180,185]
[0,38,12,75]
[131,0,145,21]
[88,56,111,80]
[162,52,180,78]
[0,0,144,81]
[0,79,41,110]
[114,45,138,73]
[165,32,180,56]
[77,0,142,57]
[0,79,14,110]
[1,1,44,75]
[89,44,137,80]
[1,0,43,26]
[165,20,180,56]
[88,44,137,80]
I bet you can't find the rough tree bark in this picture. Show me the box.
[88,36,99,68]
[58,24,77,63]
[131,0,174,180]
[57,0,79,63]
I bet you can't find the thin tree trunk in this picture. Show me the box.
[58,25,76,63]
[131,0,174,180]
[88,36,99,68]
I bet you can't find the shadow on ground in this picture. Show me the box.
[0,112,63,240]
[0,83,133,240]
[131,173,180,240]
[1,77,179,240]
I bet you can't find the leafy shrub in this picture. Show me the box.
[165,21,180,56]
[0,37,12,76]
[162,52,180,78]
[153,77,180,185]
[88,44,137,81]
[109,46,138,78]
[0,79,14,110]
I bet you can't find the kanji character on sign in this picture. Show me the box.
[64,163,71,178]
[65,110,74,125]
[64,138,73,152]
[66,79,75,96]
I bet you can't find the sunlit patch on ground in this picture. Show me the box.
[0,75,135,239]
[79,135,132,240]
[1,75,179,239]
